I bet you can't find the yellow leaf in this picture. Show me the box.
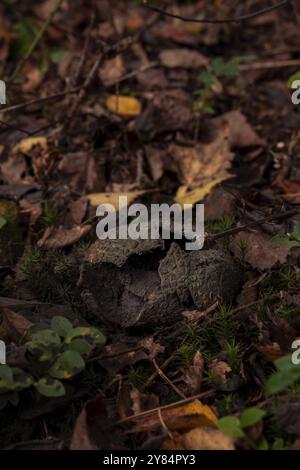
[13,136,47,153]
[164,427,235,450]
[175,178,224,206]
[106,95,142,118]
[86,191,147,208]
[130,399,218,434]
[170,127,234,191]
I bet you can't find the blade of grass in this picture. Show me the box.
[10,0,65,81]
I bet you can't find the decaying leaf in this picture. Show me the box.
[208,361,232,386]
[175,179,224,206]
[37,224,92,249]
[71,395,110,450]
[106,95,142,118]
[253,343,284,362]
[181,351,204,394]
[0,307,33,343]
[129,399,218,434]
[213,110,266,149]
[86,190,147,208]
[12,137,48,154]
[231,231,291,270]
[164,427,235,450]
[171,127,234,205]
[159,48,207,69]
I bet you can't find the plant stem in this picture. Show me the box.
[10,0,65,81]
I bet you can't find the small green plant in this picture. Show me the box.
[206,215,235,234]
[129,365,149,389]
[194,55,255,113]
[224,339,241,374]
[265,355,300,396]
[176,343,198,368]
[41,201,56,227]
[272,221,300,248]
[0,316,106,408]
[218,407,267,449]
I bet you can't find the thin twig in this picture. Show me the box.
[206,208,300,242]
[152,357,186,399]
[144,0,290,24]
[117,389,214,425]
[0,88,80,115]
[0,119,31,135]
[10,0,65,81]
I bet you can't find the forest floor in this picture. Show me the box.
[1,0,300,451]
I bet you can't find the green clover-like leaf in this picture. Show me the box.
[35,377,65,397]
[49,350,85,379]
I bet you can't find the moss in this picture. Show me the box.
[19,246,84,306]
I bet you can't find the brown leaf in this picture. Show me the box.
[152,23,198,47]
[0,154,29,185]
[0,307,33,342]
[99,55,125,85]
[181,351,204,394]
[231,231,290,270]
[164,427,235,450]
[213,110,266,149]
[141,337,165,360]
[134,89,193,134]
[71,395,108,450]
[21,64,43,93]
[170,126,233,189]
[130,387,160,417]
[159,49,207,69]
[273,177,300,204]
[130,400,217,434]
[37,224,91,249]
[253,343,284,362]
[209,361,232,386]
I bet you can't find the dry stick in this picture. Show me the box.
[118,389,214,425]
[240,58,300,71]
[69,13,95,90]
[10,0,65,81]
[206,208,300,243]
[0,88,80,115]
[66,13,159,122]
[144,0,290,24]
[152,357,186,399]
[0,119,31,135]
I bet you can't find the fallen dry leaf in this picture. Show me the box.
[106,95,141,118]
[208,361,232,386]
[213,110,266,149]
[181,351,204,394]
[164,427,235,450]
[71,396,109,450]
[130,399,217,434]
[170,127,233,190]
[12,136,48,154]
[86,190,147,208]
[253,342,284,362]
[159,48,207,69]
[231,231,291,270]
[0,307,33,343]
[99,55,125,85]
[21,64,43,93]
[175,179,224,206]
[37,224,92,249]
